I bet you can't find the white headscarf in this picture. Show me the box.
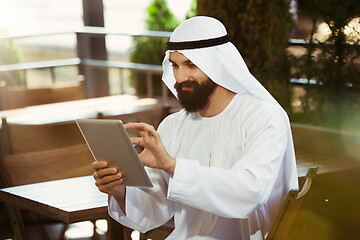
[162,16,298,193]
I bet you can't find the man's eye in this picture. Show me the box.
[187,63,196,68]
[171,64,179,68]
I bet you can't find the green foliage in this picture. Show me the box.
[197,0,360,130]
[291,0,360,130]
[197,0,294,111]
[130,0,179,96]
[0,27,24,86]
[186,0,197,20]
[198,0,293,110]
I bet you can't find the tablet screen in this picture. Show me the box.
[76,119,153,188]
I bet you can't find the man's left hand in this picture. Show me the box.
[124,122,176,175]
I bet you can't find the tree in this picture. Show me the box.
[291,0,360,129]
[197,0,294,111]
[186,0,197,19]
[130,0,179,96]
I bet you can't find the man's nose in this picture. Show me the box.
[175,68,189,83]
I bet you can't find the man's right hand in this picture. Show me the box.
[92,161,127,213]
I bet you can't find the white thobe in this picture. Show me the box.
[108,93,294,240]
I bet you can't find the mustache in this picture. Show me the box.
[174,80,198,90]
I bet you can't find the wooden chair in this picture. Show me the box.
[0,103,169,239]
[0,118,135,240]
[266,166,319,240]
[0,80,84,110]
[0,144,94,187]
[0,144,96,240]
[0,118,94,240]
[0,118,86,155]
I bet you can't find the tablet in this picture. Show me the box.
[76,119,153,188]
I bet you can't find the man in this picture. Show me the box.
[92,16,298,239]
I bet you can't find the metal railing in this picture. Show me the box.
[0,27,172,100]
[1,27,330,100]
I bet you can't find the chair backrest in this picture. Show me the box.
[0,117,94,187]
[0,144,94,187]
[0,104,170,187]
[266,167,319,240]
[0,80,84,110]
[0,118,86,154]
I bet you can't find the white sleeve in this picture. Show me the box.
[167,112,287,218]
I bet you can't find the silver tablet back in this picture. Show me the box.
[76,119,153,188]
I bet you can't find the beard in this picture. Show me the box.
[174,78,217,113]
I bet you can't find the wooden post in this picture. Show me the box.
[79,0,109,98]
[6,204,28,240]
[146,72,153,98]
